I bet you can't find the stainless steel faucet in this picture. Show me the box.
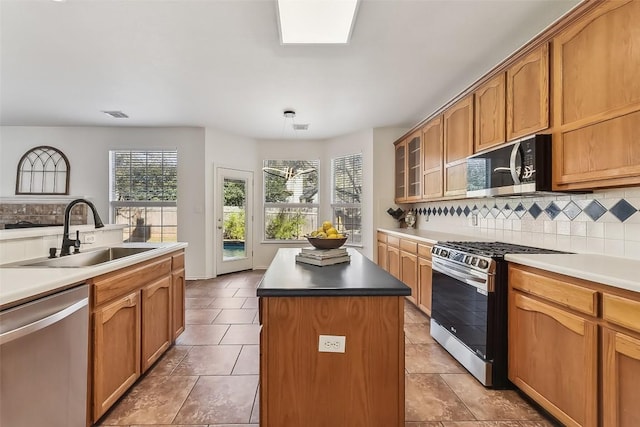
[60,199,105,256]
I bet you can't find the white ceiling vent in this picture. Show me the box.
[102,110,129,118]
[293,123,309,131]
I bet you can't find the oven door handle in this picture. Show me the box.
[432,258,491,292]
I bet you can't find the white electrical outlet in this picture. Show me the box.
[318,335,346,353]
[84,233,96,243]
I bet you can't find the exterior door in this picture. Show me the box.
[216,167,253,275]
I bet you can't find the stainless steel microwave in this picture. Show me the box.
[466,134,552,198]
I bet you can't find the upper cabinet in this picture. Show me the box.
[422,116,443,199]
[552,0,640,190]
[395,131,422,203]
[506,43,549,140]
[443,95,474,197]
[475,73,506,152]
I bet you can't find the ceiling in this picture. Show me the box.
[0,0,581,140]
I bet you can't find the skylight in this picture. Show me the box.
[277,0,359,44]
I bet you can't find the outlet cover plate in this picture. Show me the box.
[318,335,346,353]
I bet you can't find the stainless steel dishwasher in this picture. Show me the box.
[0,284,89,427]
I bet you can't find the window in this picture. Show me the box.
[263,160,319,241]
[109,150,178,242]
[332,153,362,245]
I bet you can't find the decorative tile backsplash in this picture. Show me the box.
[0,202,88,229]
[406,187,640,260]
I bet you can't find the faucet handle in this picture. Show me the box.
[74,230,81,253]
[49,247,57,258]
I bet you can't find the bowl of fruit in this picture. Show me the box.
[306,221,348,249]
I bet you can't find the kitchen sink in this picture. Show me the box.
[4,247,155,268]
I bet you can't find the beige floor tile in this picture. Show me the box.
[185,308,222,324]
[147,345,191,376]
[214,308,258,324]
[405,423,444,427]
[186,287,238,298]
[232,344,259,375]
[100,375,197,425]
[185,297,214,308]
[242,297,259,309]
[220,324,261,345]
[250,386,260,424]
[175,324,229,345]
[405,323,436,344]
[173,375,259,424]
[210,297,248,309]
[405,344,466,374]
[233,288,258,298]
[405,374,474,422]
[129,425,207,427]
[440,422,522,427]
[172,345,242,375]
[441,374,545,421]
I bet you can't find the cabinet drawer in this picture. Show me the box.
[172,251,185,270]
[387,235,400,248]
[93,256,172,306]
[509,266,597,316]
[376,232,387,243]
[400,239,417,254]
[418,243,432,259]
[603,293,640,334]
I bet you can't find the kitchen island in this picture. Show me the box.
[257,248,410,427]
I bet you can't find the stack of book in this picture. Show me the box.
[295,247,350,266]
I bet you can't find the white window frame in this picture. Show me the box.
[109,149,178,243]
[331,152,362,247]
[262,159,320,242]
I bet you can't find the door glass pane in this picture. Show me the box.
[223,178,246,260]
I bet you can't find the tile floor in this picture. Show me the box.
[97,270,558,427]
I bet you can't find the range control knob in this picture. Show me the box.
[440,250,449,258]
[477,259,489,269]
[464,256,472,265]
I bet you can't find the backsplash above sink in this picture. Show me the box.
[406,187,640,260]
[0,201,88,229]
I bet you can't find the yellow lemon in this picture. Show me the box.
[336,233,344,238]
[322,221,333,232]
[310,230,318,237]
[316,231,327,238]
[327,233,339,239]
[326,227,338,235]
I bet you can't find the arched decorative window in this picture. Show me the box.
[15,146,70,195]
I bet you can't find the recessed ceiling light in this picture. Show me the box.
[102,110,129,119]
[277,0,359,44]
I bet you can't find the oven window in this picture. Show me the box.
[432,270,488,359]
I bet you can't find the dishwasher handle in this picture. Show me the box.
[0,298,88,345]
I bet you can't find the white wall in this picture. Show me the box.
[0,126,208,278]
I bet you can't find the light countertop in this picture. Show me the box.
[0,242,187,309]
[0,224,125,241]
[377,227,490,245]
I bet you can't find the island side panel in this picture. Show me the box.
[260,295,405,427]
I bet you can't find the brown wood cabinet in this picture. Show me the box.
[421,116,443,199]
[475,73,506,152]
[552,0,640,190]
[417,243,432,316]
[92,291,141,421]
[508,264,640,427]
[386,235,400,280]
[377,233,388,272]
[506,43,549,140]
[443,95,473,197]
[394,141,406,202]
[394,132,422,203]
[89,249,186,423]
[400,239,418,305]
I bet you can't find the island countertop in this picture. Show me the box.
[257,247,410,297]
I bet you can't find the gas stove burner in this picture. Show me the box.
[437,241,566,258]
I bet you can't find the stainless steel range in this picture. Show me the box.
[430,241,564,388]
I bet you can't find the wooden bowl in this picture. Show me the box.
[305,235,348,249]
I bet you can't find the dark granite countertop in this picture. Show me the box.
[257,248,410,297]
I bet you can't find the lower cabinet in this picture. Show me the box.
[387,246,400,280]
[92,291,141,421]
[400,250,418,305]
[141,276,172,372]
[602,328,640,427]
[377,241,388,272]
[172,267,186,341]
[417,257,432,316]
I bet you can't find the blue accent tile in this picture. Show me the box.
[609,199,637,222]
[443,207,449,215]
[529,203,543,219]
[471,204,479,214]
[544,202,562,219]
[437,207,443,215]
[456,206,463,216]
[583,200,606,221]
[463,206,471,216]
[427,208,432,216]
[514,203,527,218]
[449,206,455,216]
[563,201,582,220]
[502,203,512,218]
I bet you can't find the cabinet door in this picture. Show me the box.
[93,291,141,421]
[417,257,432,316]
[377,241,388,272]
[406,131,422,201]
[475,73,506,152]
[443,95,473,197]
[506,43,549,140]
[394,141,406,202]
[508,291,598,427]
[141,276,172,372]
[172,268,186,341]
[602,328,640,427]
[387,246,400,280]
[422,117,443,199]
[552,0,640,190]
[400,251,418,305]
